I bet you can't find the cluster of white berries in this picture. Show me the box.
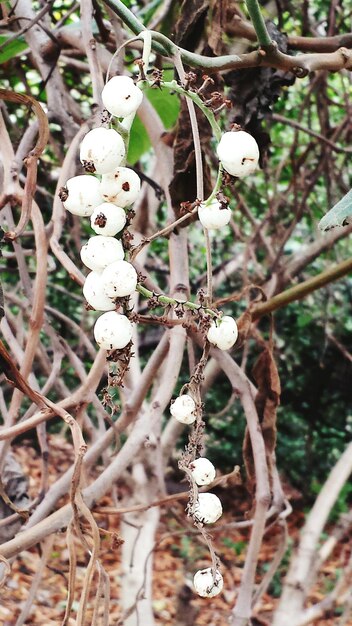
[170,393,223,596]
[198,129,259,231]
[197,131,258,353]
[176,131,257,600]
[61,75,144,350]
[171,130,255,600]
[62,76,251,600]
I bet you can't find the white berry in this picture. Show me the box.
[198,200,231,230]
[62,175,103,216]
[94,311,132,350]
[100,167,141,208]
[102,260,138,298]
[217,130,259,178]
[102,76,143,118]
[193,493,222,524]
[193,568,223,598]
[207,316,238,351]
[170,394,196,424]
[80,236,124,272]
[191,458,216,486]
[80,127,125,175]
[83,272,115,311]
[90,203,126,236]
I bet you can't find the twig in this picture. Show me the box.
[272,113,352,154]
[230,388,271,626]
[12,335,169,534]
[272,439,352,625]
[0,347,107,441]
[80,0,104,106]
[244,0,273,47]
[251,521,288,608]
[4,199,48,430]
[14,535,54,626]
[62,521,77,626]
[252,256,352,320]
[326,330,352,362]
[0,2,52,52]
[130,209,197,261]
[93,467,240,514]
[0,90,49,240]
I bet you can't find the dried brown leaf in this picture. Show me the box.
[174,0,209,48]
[236,309,253,345]
[207,0,228,55]
[243,344,281,491]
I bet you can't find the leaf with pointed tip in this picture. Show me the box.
[0,36,28,64]
[318,188,352,231]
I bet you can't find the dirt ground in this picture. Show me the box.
[0,439,350,626]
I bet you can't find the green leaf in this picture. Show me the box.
[0,35,28,64]
[318,188,352,231]
[297,313,312,328]
[127,115,151,165]
[146,84,180,129]
[127,81,180,165]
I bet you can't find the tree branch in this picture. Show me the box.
[252,256,352,321]
[102,0,352,74]
[244,0,273,48]
[272,440,352,625]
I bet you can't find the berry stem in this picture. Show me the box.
[162,80,222,141]
[172,52,214,306]
[103,0,352,74]
[140,30,152,75]
[105,35,141,83]
[136,284,218,317]
[173,51,204,202]
[130,208,198,261]
[204,229,213,305]
[205,165,224,204]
